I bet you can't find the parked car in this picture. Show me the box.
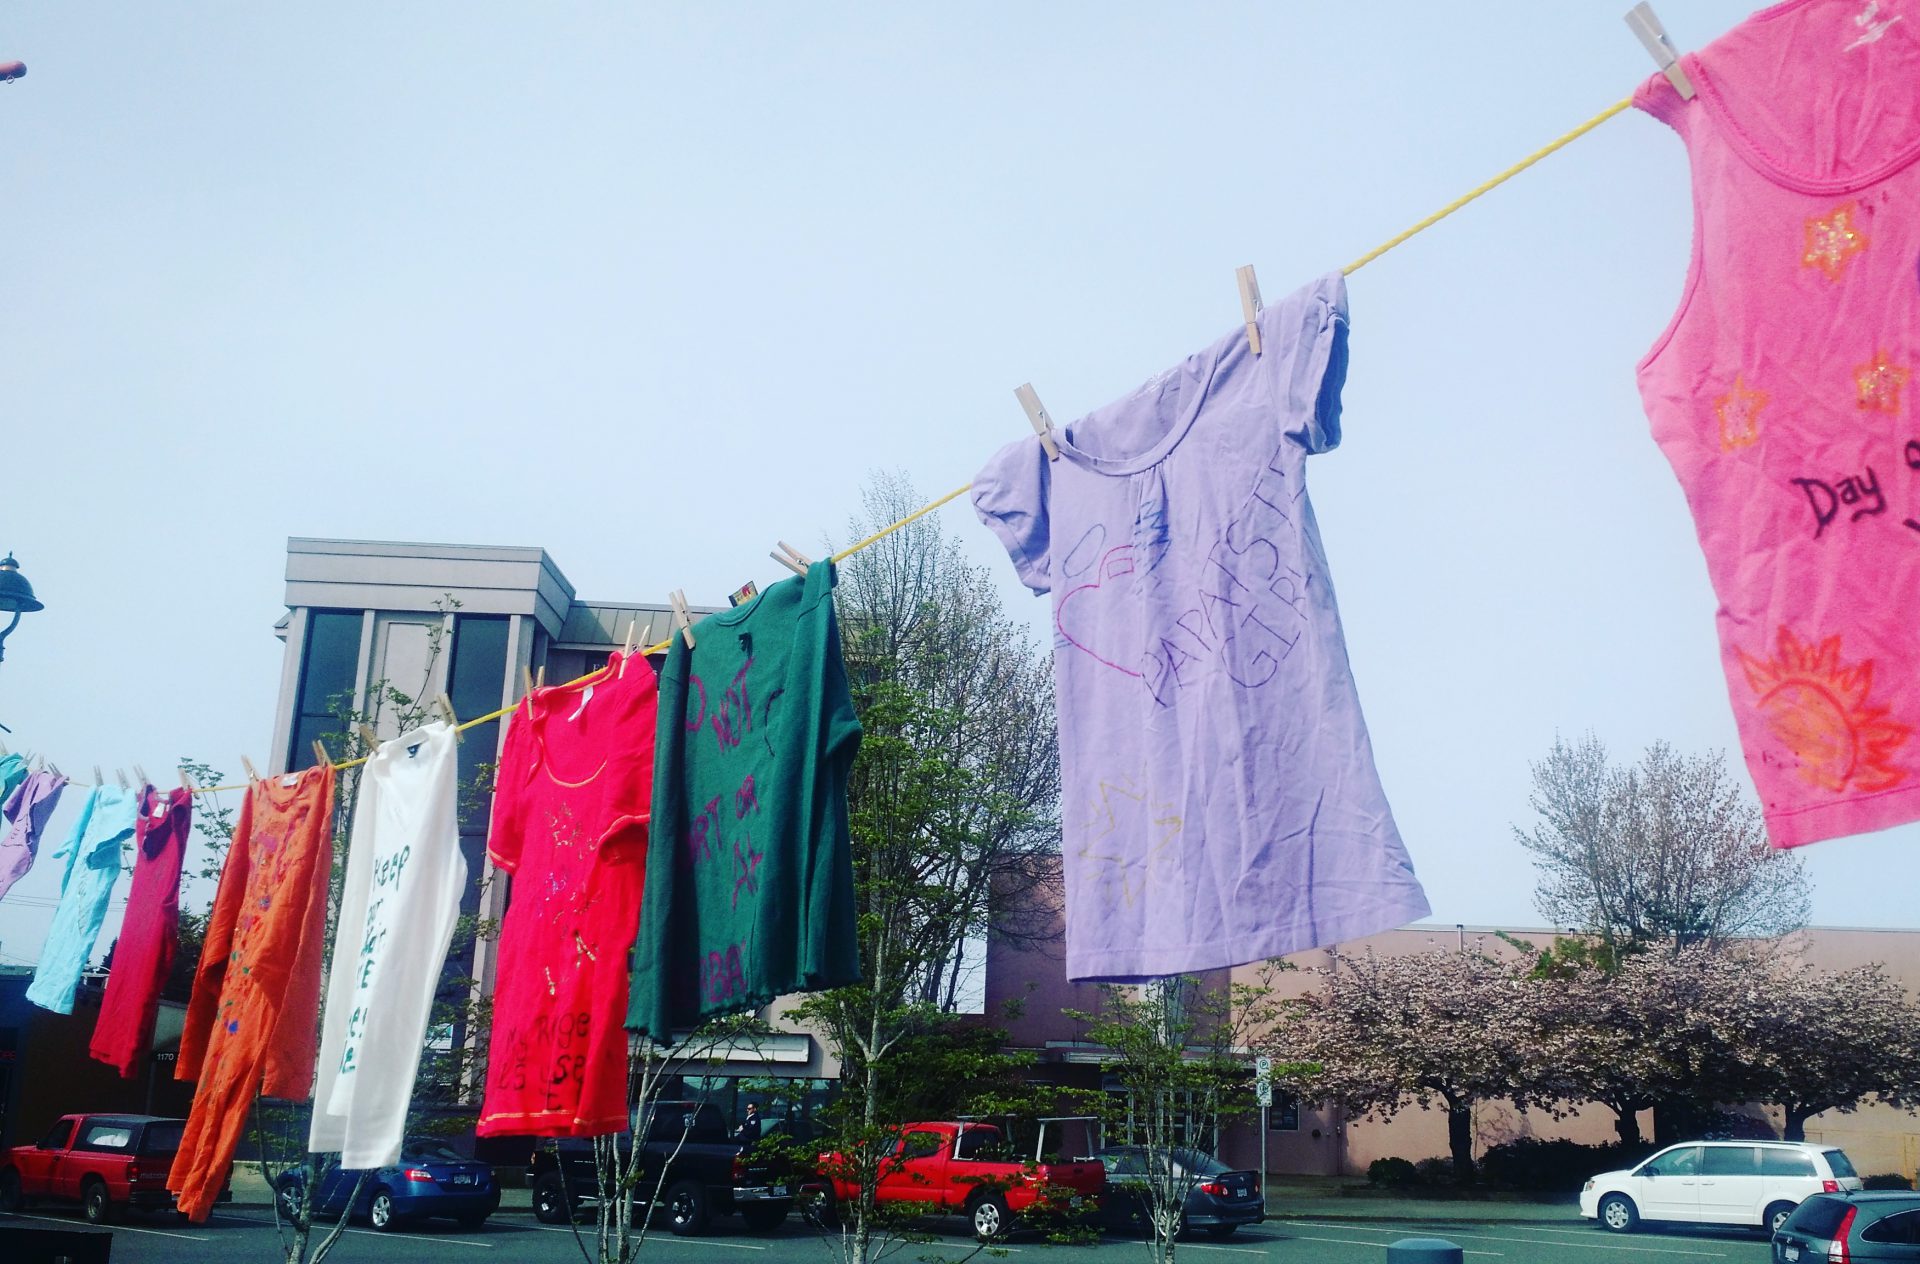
[528,1101,792,1236]
[1773,1191,1920,1262]
[0,1114,217,1223]
[276,1137,500,1232]
[809,1120,1106,1241]
[1581,1140,1863,1234]
[1093,1145,1263,1239]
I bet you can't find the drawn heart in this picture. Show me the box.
[1056,545,1143,677]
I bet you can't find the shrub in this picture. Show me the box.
[1414,1157,1458,1186]
[1368,1157,1419,1188]
[1478,1138,1656,1194]
[1864,1173,1915,1191]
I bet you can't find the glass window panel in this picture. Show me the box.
[1761,1148,1816,1177]
[290,611,364,769]
[1702,1146,1758,1176]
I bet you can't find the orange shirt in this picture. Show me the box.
[169,764,334,1219]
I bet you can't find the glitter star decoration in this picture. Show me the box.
[1855,349,1910,414]
[1715,374,1768,451]
[1802,203,1869,280]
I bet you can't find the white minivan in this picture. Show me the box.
[1580,1141,1863,1235]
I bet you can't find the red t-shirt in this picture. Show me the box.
[90,786,192,1077]
[478,652,656,1137]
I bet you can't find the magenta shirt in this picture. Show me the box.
[973,273,1429,981]
[1636,0,1920,847]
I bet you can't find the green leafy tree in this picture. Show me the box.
[785,472,1061,1264]
[1074,966,1299,1263]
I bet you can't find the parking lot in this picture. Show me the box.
[2,1206,1779,1264]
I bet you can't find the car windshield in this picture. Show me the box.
[140,1122,185,1156]
[403,1139,468,1162]
[1786,1195,1854,1239]
[1825,1150,1859,1179]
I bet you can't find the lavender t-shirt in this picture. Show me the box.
[972,272,1429,981]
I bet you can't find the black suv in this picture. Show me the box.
[1774,1191,1920,1262]
[528,1101,790,1236]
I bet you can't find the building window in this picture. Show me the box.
[1268,1091,1299,1131]
[289,611,364,769]
[441,614,511,1059]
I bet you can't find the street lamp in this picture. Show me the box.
[0,553,45,664]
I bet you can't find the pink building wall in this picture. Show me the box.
[987,889,1920,1180]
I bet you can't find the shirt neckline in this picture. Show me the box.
[1052,334,1224,477]
[1685,1,1920,196]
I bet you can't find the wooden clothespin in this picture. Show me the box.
[0,740,8,756]
[94,765,104,786]
[134,764,150,788]
[179,767,197,795]
[436,692,463,742]
[241,755,260,783]
[312,739,331,768]
[48,761,64,778]
[770,540,811,577]
[115,768,130,790]
[1236,265,1264,356]
[536,665,545,688]
[1626,3,1695,99]
[622,617,639,658]
[1014,383,1061,461]
[668,590,697,649]
[523,665,536,695]
[357,723,380,751]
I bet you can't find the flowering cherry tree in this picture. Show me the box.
[1273,947,1549,1181]
[1732,958,1920,1141]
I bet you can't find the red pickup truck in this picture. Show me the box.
[813,1120,1105,1240]
[0,1114,198,1223]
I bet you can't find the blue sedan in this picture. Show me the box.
[276,1139,500,1232]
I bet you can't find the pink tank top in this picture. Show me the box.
[1637,0,1920,848]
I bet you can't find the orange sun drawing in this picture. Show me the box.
[1738,627,1910,794]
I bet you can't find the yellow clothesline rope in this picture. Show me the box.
[181,97,1633,799]
[1342,96,1635,275]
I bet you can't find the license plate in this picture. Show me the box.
[451,1174,475,1186]
[1785,1246,1800,1262]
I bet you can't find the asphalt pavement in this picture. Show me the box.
[1,1197,1779,1264]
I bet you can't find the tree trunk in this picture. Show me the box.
[1610,1104,1643,1147]
[1784,1106,1813,1142]
[1446,1102,1475,1184]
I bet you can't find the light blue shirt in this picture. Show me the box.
[27,785,138,1014]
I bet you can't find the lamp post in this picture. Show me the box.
[0,553,45,665]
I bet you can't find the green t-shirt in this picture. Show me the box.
[627,561,863,1040]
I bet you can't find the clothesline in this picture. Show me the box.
[165,94,1641,797]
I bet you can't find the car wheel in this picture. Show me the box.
[740,1203,787,1233]
[664,1179,710,1236]
[970,1192,1012,1241]
[800,1185,839,1229]
[369,1189,404,1232]
[1765,1201,1798,1234]
[0,1169,22,1213]
[1599,1193,1639,1233]
[81,1178,115,1225]
[275,1176,305,1224]
[456,1212,489,1231]
[531,1172,574,1225]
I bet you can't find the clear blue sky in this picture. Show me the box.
[5,2,1907,967]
